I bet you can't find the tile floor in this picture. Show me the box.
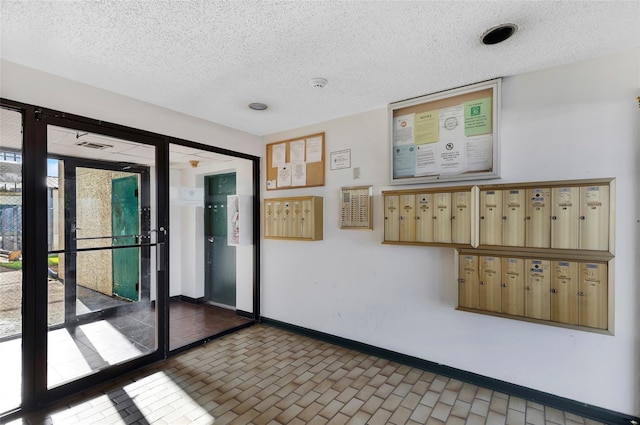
[7,324,607,425]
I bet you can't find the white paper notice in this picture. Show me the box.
[178,187,204,207]
[439,104,464,141]
[436,140,466,175]
[277,165,292,187]
[466,134,493,171]
[272,143,286,167]
[292,163,307,186]
[306,137,323,163]
[393,113,415,146]
[267,180,276,190]
[415,144,437,176]
[289,140,305,163]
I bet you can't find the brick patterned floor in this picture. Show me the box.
[9,324,605,425]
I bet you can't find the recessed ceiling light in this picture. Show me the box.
[249,102,268,111]
[481,23,518,45]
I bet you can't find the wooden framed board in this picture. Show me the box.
[389,79,501,185]
[266,132,325,191]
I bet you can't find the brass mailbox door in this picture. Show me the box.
[451,191,471,245]
[459,255,479,309]
[579,186,609,251]
[551,187,579,249]
[399,194,416,242]
[479,256,502,312]
[415,193,434,243]
[578,263,608,329]
[384,195,400,242]
[433,192,452,243]
[525,188,551,248]
[501,258,524,316]
[551,261,578,325]
[502,189,525,247]
[525,259,551,320]
[480,190,502,246]
[291,200,302,238]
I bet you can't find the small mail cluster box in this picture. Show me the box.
[383,186,478,247]
[264,196,323,241]
[457,252,611,331]
[478,180,614,253]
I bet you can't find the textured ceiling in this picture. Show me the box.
[1,1,639,136]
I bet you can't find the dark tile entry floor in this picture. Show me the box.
[169,301,253,350]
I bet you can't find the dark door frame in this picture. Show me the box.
[0,98,261,418]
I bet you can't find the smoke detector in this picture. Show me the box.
[309,78,328,89]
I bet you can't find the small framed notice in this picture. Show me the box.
[330,149,351,170]
[340,186,373,230]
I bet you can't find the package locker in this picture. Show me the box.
[501,258,524,316]
[525,188,551,248]
[399,194,416,242]
[550,261,578,325]
[433,192,452,243]
[415,193,434,243]
[384,195,400,242]
[479,256,501,312]
[551,187,579,249]
[451,191,472,244]
[579,186,609,251]
[502,189,525,247]
[480,190,502,245]
[458,255,479,309]
[579,263,608,329]
[525,259,550,320]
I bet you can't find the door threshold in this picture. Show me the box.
[205,300,235,310]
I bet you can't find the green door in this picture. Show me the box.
[205,173,236,306]
[112,175,139,301]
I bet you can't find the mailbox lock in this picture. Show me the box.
[579,216,586,220]
[551,288,557,293]
[480,281,485,285]
[501,283,507,287]
[578,291,585,296]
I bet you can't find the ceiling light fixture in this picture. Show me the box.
[249,102,268,111]
[309,78,328,89]
[481,23,518,45]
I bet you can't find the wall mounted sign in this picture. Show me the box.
[389,79,501,185]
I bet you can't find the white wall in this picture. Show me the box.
[262,48,640,416]
[0,60,262,157]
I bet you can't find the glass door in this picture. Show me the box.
[46,125,158,389]
[0,107,24,414]
[168,143,255,351]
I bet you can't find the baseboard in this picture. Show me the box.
[170,295,204,304]
[260,317,639,425]
[236,309,254,319]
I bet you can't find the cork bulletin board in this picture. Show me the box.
[389,79,501,185]
[266,132,325,191]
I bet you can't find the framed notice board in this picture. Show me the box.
[389,79,501,185]
[266,132,325,191]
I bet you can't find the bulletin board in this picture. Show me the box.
[266,132,325,191]
[389,79,501,185]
